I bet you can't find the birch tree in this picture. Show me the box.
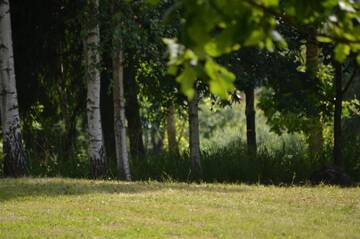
[83,0,106,178]
[113,50,131,180]
[0,0,27,177]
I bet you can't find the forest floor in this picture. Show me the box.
[0,178,359,239]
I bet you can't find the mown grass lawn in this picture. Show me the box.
[0,178,359,238]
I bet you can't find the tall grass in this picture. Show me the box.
[1,135,359,184]
[130,139,316,184]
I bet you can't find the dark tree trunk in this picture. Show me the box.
[63,113,77,162]
[58,58,78,165]
[151,126,164,154]
[188,92,202,180]
[306,39,320,78]
[245,87,257,157]
[307,120,324,157]
[334,63,343,168]
[124,61,145,159]
[100,47,115,163]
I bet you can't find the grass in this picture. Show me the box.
[0,178,359,238]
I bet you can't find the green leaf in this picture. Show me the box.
[357,53,360,65]
[176,65,197,99]
[244,29,265,47]
[204,41,223,57]
[334,44,350,63]
[205,59,235,98]
[263,0,279,7]
[167,65,178,75]
[321,0,338,8]
[316,36,333,43]
[265,38,274,52]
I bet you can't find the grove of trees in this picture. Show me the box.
[0,0,359,185]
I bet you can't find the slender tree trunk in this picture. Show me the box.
[113,50,131,180]
[151,125,164,154]
[334,63,343,168]
[188,92,202,180]
[166,105,179,154]
[124,62,145,159]
[63,113,77,161]
[0,0,27,177]
[58,57,77,164]
[306,33,324,157]
[307,121,324,157]
[245,87,257,157]
[306,40,320,78]
[84,0,106,178]
[100,52,115,164]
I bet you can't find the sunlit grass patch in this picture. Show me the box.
[0,178,359,238]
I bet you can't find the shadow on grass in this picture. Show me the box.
[0,178,251,202]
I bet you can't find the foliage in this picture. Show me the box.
[157,0,360,98]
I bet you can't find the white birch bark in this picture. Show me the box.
[84,0,106,178]
[113,50,131,181]
[0,0,27,177]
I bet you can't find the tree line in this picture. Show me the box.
[1,0,359,183]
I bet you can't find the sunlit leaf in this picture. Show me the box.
[334,43,350,63]
[316,36,332,43]
[176,65,197,99]
[205,59,235,98]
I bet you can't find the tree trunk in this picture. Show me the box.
[0,0,27,177]
[306,40,320,78]
[57,56,77,165]
[245,87,257,157]
[306,33,324,157]
[166,105,179,154]
[63,113,77,162]
[151,125,164,154]
[307,122,324,157]
[188,92,202,180]
[100,52,115,165]
[113,50,131,181]
[124,61,145,159]
[334,63,343,168]
[84,0,106,178]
